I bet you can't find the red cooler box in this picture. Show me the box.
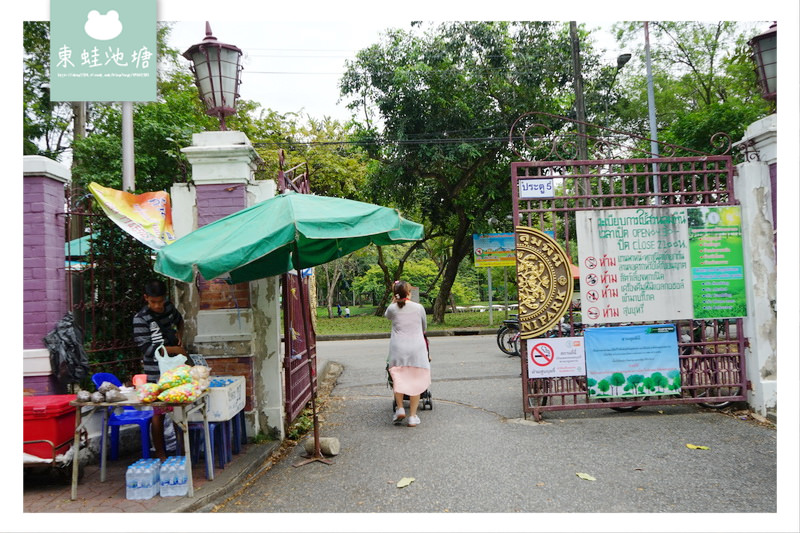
[23,394,77,459]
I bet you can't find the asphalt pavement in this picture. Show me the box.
[19,334,792,533]
[210,335,786,532]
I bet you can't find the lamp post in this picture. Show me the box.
[603,53,632,128]
[183,22,243,130]
[748,22,777,102]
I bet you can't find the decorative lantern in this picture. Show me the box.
[748,23,776,102]
[183,22,243,130]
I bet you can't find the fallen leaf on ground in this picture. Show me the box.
[686,444,710,450]
[396,477,415,488]
[576,473,596,481]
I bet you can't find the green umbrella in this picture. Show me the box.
[154,190,423,283]
[154,190,423,468]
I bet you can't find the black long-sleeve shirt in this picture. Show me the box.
[132,301,183,383]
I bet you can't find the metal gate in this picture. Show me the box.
[278,152,318,423]
[509,113,748,420]
[64,188,156,383]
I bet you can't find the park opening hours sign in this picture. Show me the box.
[576,206,746,325]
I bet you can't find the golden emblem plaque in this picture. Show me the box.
[515,226,574,339]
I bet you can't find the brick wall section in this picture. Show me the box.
[23,177,67,349]
[207,357,255,411]
[195,183,250,308]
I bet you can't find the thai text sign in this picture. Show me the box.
[518,178,555,199]
[584,324,681,399]
[50,0,157,101]
[576,207,746,324]
[473,233,516,267]
[527,337,586,379]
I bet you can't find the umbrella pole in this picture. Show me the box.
[292,247,332,467]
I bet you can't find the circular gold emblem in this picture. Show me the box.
[515,226,574,339]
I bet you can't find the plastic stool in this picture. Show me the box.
[189,421,232,477]
[231,410,246,454]
[91,372,153,461]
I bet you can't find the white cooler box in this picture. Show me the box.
[188,375,246,422]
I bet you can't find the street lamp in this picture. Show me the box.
[183,22,243,130]
[604,53,632,128]
[748,22,777,102]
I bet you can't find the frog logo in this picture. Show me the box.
[84,10,123,41]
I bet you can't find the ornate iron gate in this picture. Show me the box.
[64,188,156,383]
[509,113,748,421]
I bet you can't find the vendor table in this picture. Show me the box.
[69,392,212,500]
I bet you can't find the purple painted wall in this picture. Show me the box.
[23,176,67,349]
[196,183,247,227]
[195,183,251,310]
[23,159,69,395]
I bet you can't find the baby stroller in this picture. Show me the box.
[387,335,433,411]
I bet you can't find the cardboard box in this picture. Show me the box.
[189,376,245,422]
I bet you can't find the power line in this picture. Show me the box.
[252,135,522,148]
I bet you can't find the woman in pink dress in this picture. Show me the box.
[385,280,430,427]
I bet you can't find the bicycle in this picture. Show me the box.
[496,315,520,357]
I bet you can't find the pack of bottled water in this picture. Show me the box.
[159,456,188,497]
[125,458,161,500]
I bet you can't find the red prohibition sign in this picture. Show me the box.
[530,343,555,367]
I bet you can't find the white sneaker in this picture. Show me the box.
[392,407,406,424]
[407,415,420,427]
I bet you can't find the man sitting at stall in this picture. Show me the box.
[133,279,188,459]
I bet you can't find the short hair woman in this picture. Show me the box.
[384,281,430,427]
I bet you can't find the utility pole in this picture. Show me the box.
[644,22,661,205]
[570,21,589,206]
[122,101,135,192]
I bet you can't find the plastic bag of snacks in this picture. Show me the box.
[157,365,193,391]
[157,381,203,403]
[190,366,211,390]
[137,382,160,403]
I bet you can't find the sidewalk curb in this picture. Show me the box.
[153,440,281,513]
[159,360,346,513]
[317,329,496,341]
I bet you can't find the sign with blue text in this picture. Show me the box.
[473,233,516,267]
[584,324,681,399]
[50,0,157,101]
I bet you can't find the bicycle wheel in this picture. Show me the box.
[697,386,742,409]
[497,326,520,356]
[599,397,644,412]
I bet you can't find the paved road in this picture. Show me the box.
[213,335,780,529]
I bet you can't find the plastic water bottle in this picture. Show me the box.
[175,456,188,496]
[125,464,136,500]
[160,458,171,497]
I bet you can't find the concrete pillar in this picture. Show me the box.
[23,156,71,394]
[171,131,284,439]
[734,114,777,415]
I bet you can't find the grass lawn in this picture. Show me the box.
[312,305,511,335]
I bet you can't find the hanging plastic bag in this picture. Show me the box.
[155,344,187,375]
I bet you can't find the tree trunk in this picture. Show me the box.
[432,231,473,324]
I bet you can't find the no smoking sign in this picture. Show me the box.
[527,337,586,379]
[530,342,555,366]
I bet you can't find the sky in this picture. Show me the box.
[164,20,622,123]
[7,1,800,532]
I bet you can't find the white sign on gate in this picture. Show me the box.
[527,337,586,378]
[576,208,693,324]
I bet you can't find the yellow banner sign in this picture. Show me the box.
[88,182,176,250]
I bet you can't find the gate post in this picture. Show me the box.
[171,131,284,440]
[22,156,71,394]
[735,114,777,416]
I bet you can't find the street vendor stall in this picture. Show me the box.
[68,393,212,500]
[68,364,215,500]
